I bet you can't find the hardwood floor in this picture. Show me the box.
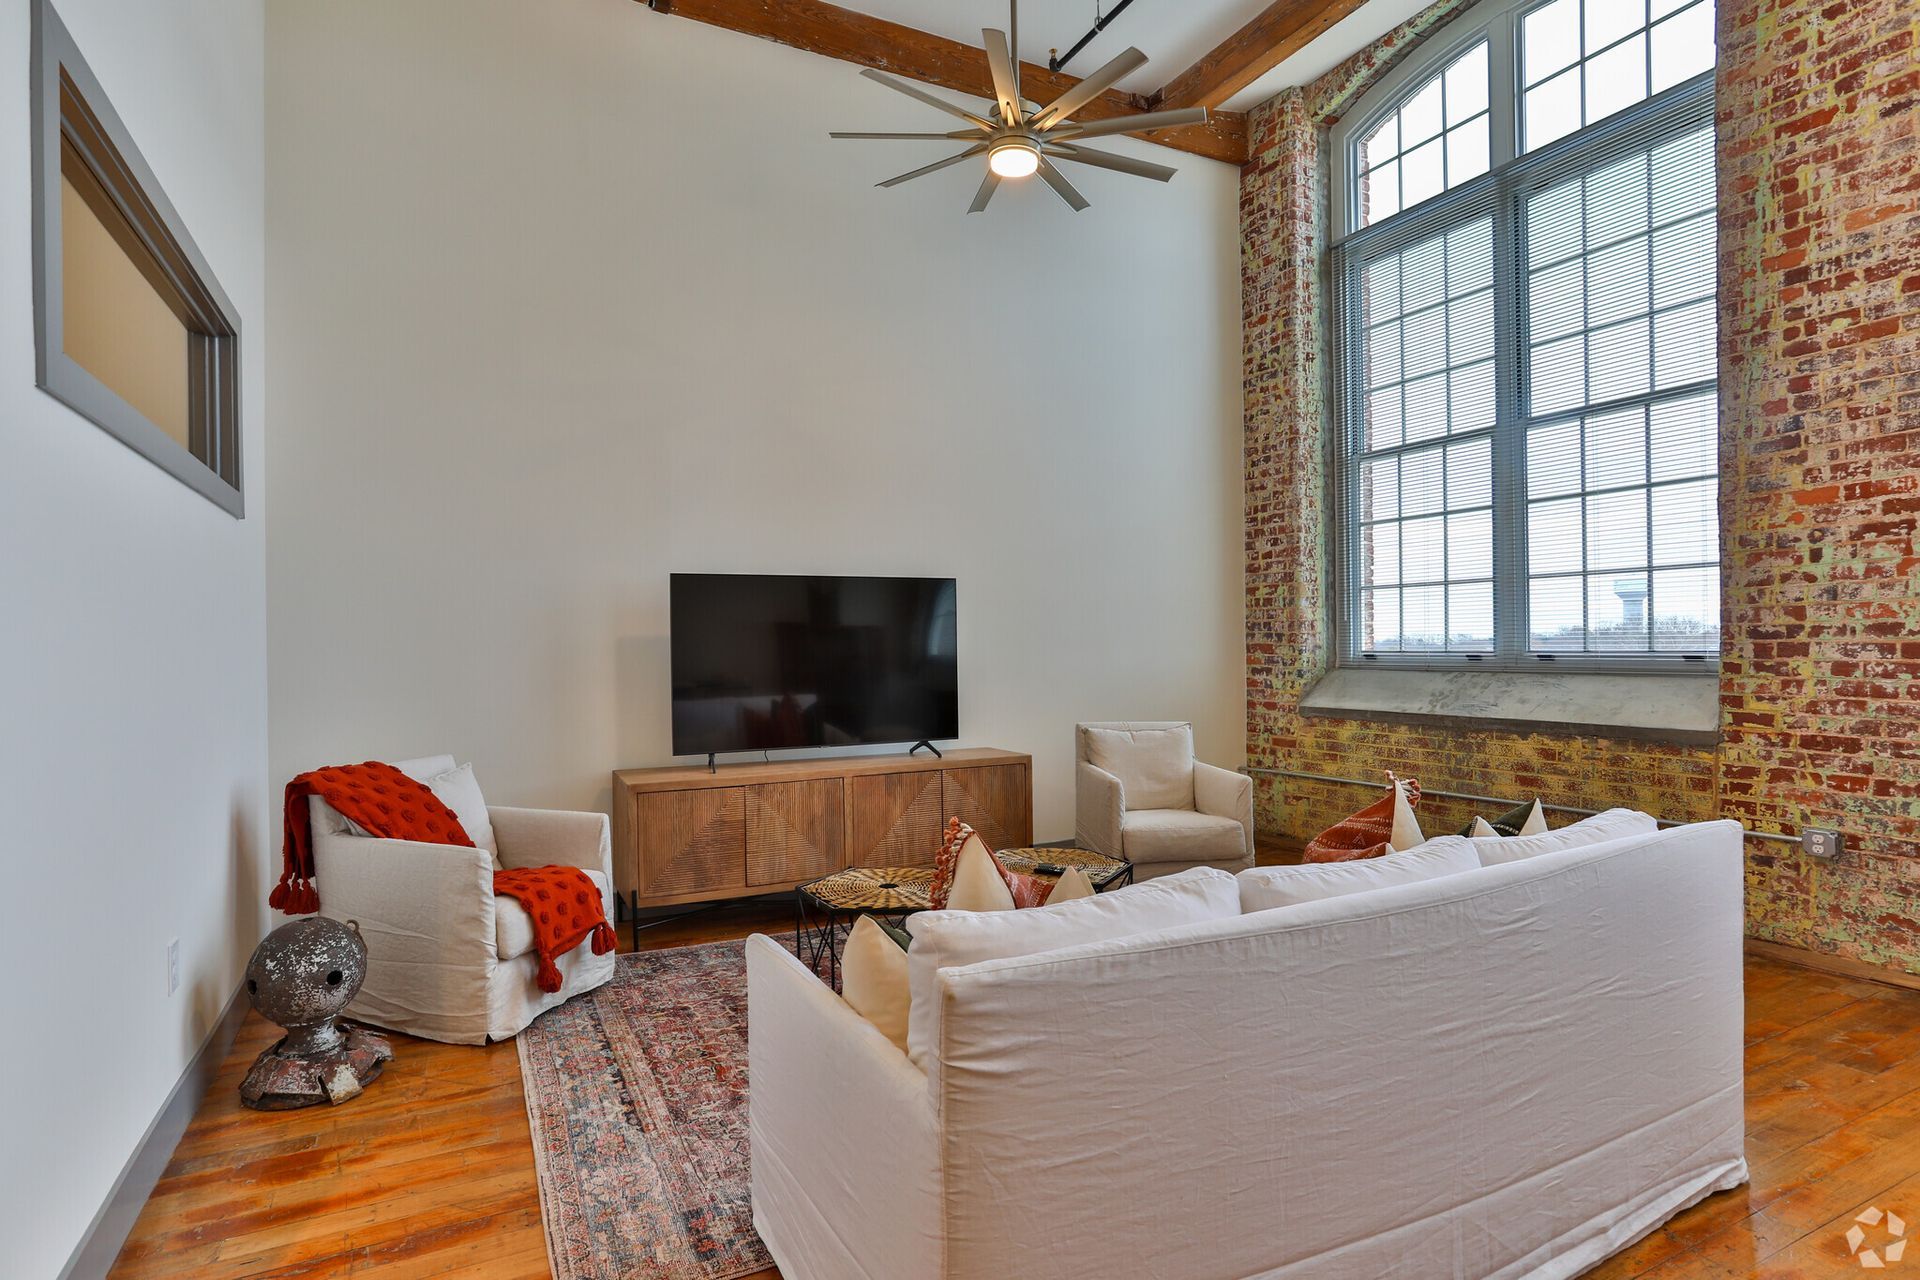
[111,889,1920,1278]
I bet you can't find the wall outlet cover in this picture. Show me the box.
[1803,828,1844,860]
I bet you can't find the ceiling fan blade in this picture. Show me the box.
[1045,142,1178,183]
[830,130,989,140]
[983,29,1023,126]
[1043,107,1211,140]
[860,68,996,131]
[1031,47,1149,129]
[968,171,1001,214]
[877,145,987,189]
[1036,157,1090,212]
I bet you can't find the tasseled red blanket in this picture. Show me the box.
[274,761,472,913]
[274,762,615,992]
[492,866,617,992]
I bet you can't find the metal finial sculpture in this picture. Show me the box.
[239,917,393,1109]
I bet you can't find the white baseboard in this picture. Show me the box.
[58,981,250,1280]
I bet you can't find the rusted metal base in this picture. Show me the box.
[240,1023,394,1110]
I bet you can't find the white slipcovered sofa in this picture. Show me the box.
[748,818,1747,1279]
[1074,720,1254,878]
[308,753,617,1044]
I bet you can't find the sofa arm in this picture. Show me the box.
[490,806,612,876]
[311,831,497,1041]
[1076,762,1125,856]
[747,935,941,1280]
[1194,761,1253,854]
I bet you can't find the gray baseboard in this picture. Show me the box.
[58,981,250,1280]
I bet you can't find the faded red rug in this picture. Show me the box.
[517,933,828,1280]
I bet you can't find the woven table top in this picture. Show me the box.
[996,846,1130,885]
[800,865,936,912]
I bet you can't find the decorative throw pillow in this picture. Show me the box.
[929,816,972,909]
[426,763,500,868]
[1471,808,1659,867]
[947,835,1018,912]
[1046,865,1097,903]
[1081,723,1196,811]
[1458,798,1549,839]
[1238,837,1479,911]
[841,915,911,1054]
[1303,774,1423,862]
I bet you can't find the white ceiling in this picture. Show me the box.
[845,0,1435,112]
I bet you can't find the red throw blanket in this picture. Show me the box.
[274,763,615,992]
[492,867,617,992]
[274,761,473,912]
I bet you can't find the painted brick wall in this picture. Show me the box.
[1243,0,1920,973]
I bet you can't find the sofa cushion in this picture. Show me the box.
[1083,724,1195,811]
[1472,808,1659,866]
[1121,808,1246,865]
[904,867,1239,1070]
[1238,837,1480,912]
[426,763,499,866]
[497,868,609,960]
[841,915,912,1054]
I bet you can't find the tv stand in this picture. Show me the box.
[908,740,943,758]
[611,748,1032,912]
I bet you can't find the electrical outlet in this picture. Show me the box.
[167,938,180,996]
[1803,828,1844,860]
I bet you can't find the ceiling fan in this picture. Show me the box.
[830,0,1209,213]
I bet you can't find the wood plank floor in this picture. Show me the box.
[111,894,1920,1278]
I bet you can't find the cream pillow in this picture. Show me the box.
[1237,837,1479,912]
[1473,808,1658,867]
[1469,816,1499,838]
[426,763,500,868]
[1082,724,1195,811]
[1047,866,1097,903]
[904,867,1240,1070]
[946,837,1017,912]
[1389,778,1424,851]
[841,916,911,1054]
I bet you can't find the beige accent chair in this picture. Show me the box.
[1074,722,1254,880]
[306,754,616,1044]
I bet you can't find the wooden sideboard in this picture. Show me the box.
[611,748,1033,912]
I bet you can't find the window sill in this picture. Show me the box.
[1298,666,1721,747]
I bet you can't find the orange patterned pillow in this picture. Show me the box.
[1304,774,1423,863]
[931,816,1059,909]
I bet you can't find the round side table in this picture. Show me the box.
[793,865,935,986]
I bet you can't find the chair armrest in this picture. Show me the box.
[747,936,941,1280]
[1193,761,1254,853]
[1075,762,1125,856]
[312,831,497,962]
[489,806,612,876]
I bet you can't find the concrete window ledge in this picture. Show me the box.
[1298,667,1721,747]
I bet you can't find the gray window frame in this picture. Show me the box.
[31,0,244,518]
[1329,4,1716,676]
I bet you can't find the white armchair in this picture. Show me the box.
[1074,722,1253,880]
[306,754,617,1044]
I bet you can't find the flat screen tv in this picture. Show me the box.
[670,574,958,757]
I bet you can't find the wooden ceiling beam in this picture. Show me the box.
[637,0,1249,165]
[1152,0,1369,112]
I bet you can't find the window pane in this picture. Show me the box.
[1403,585,1447,648]
[1532,334,1587,414]
[1651,1,1715,91]
[1405,372,1450,442]
[1530,497,1583,575]
[1588,574,1651,650]
[1528,421,1583,499]
[1651,565,1719,651]
[1447,43,1490,123]
[1586,0,1647,54]
[1363,115,1398,166]
[1651,478,1718,564]
[1652,214,1715,307]
[1403,516,1447,582]
[1531,576,1585,650]
[1448,510,1494,579]
[1364,588,1402,650]
[1402,447,1446,516]
[1523,0,1581,85]
[1365,257,1402,317]
[1446,120,1491,186]
[1367,522,1402,586]
[1586,489,1649,571]
[1649,392,1716,480]
[1448,436,1493,507]
[1653,299,1716,388]
[1367,388,1403,450]
[1367,159,1401,222]
[1587,317,1652,403]
[1362,457,1399,522]
[1586,34,1650,124]
[1584,406,1647,489]
[1367,322,1403,387]
[1525,68,1583,150]
[1528,182,1584,266]
[1449,582,1495,651]
[1402,75,1445,148]
[1401,137,1446,208]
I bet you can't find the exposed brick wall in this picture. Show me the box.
[1243,0,1920,973]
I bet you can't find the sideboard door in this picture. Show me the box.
[943,764,1032,851]
[633,787,746,901]
[847,770,944,866]
[746,780,843,886]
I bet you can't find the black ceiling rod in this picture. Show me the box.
[1048,0,1139,73]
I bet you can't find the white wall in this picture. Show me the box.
[0,1,267,1274]
[266,0,1245,841]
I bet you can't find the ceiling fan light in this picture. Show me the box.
[988,138,1041,178]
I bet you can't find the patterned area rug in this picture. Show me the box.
[518,932,830,1280]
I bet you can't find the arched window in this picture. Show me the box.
[1330,0,1717,669]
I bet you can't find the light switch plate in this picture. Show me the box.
[1803,828,1844,860]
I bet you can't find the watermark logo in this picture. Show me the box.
[1847,1206,1907,1269]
